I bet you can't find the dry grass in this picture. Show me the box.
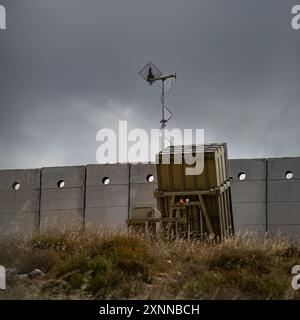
[0,230,300,300]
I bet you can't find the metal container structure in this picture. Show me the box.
[127,207,162,235]
[154,144,234,238]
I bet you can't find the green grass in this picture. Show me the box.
[0,231,300,300]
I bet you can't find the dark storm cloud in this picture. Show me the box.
[0,0,300,168]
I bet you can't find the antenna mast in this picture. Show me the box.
[157,73,177,129]
[138,61,177,147]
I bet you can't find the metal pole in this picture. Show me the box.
[157,74,176,149]
[186,198,190,240]
[161,79,165,149]
[161,79,165,123]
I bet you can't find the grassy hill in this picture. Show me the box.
[0,231,300,300]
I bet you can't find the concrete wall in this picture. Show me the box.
[228,157,300,239]
[84,163,158,231]
[40,166,85,231]
[129,164,157,211]
[0,169,40,235]
[229,159,267,235]
[85,164,129,231]
[267,158,300,238]
[1,158,300,238]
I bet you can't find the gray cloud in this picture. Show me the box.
[0,0,300,169]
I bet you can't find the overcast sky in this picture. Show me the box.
[0,0,300,169]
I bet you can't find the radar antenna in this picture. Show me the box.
[138,61,177,147]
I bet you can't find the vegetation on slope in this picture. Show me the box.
[0,231,300,300]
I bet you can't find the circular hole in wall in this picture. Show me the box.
[102,177,110,185]
[12,182,21,191]
[57,180,65,188]
[285,171,294,180]
[238,172,247,181]
[146,174,154,183]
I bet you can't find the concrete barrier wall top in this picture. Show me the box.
[129,164,157,211]
[130,163,157,184]
[40,166,85,210]
[0,169,40,192]
[0,169,40,235]
[0,169,40,213]
[41,166,85,189]
[229,159,266,181]
[86,164,129,208]
[267,158,300,238]
[0,157,300,238]
[85,164,129,230]
[267,157,300,180]
[229,159,267,235]
[40,166,85,231]
[267,158,300,203]
[87,164,129,186]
